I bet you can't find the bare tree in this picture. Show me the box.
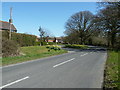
[38,26,54,46]
[38,26,46,46]
[65,11,95,44]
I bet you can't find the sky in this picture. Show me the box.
[2,2,98,37]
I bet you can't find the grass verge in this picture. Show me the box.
[103,50,120,89]
[2,46,67,66]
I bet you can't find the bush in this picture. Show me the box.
[46,45,61,51]
[2,38,20,57]
[2,30,9,39]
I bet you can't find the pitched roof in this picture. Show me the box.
[48,37,62,40]
[56,37,62,40]
[0,20,17,31]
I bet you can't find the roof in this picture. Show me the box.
[48,37,62,40]
[56,37,62,39]
[0,20,17,31]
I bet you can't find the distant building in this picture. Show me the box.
[36,36,40,42]
[36,36,63,43]
[0,20,17,32]
[56,37,63,43]
[47,37,55,42]
[47,37,63,43]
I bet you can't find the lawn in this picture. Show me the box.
[2,46,67,66]
[104,50,120,89]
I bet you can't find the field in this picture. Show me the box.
[2,46,67,66]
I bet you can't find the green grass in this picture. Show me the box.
[2,46,67,66]
[104,50,120,89]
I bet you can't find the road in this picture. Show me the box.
[1,47,107,88]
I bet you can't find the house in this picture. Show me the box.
[47,37,63,43]
[36,36,55,42]
[0,20,17,32]
[36,36,63,43]
[47,37,56,42]
[56,37,63,43]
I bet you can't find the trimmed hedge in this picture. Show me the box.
[2,31,37,47]
[11,33,37,46]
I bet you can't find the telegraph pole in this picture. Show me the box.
[9,7,13,40]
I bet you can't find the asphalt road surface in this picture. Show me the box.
[1,47,107,88]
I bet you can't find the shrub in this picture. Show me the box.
[2,38,20,57]
[2,31,9,39]
[46,45,61,51]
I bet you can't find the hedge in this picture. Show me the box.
[2,31,37,47]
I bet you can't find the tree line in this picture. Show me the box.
[63,2,120,49]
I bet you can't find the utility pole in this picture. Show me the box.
[9,7,13,40]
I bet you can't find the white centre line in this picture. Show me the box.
[0,76,29,89]
[81,53,88,56]
[53,58,75,68]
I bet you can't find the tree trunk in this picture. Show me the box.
[111,31,116,48]
[107,31,110,47]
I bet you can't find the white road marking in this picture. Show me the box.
[2,53,67,68]
[81,53,88,56]
[0,76,29,89]
[53,58,75,68]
